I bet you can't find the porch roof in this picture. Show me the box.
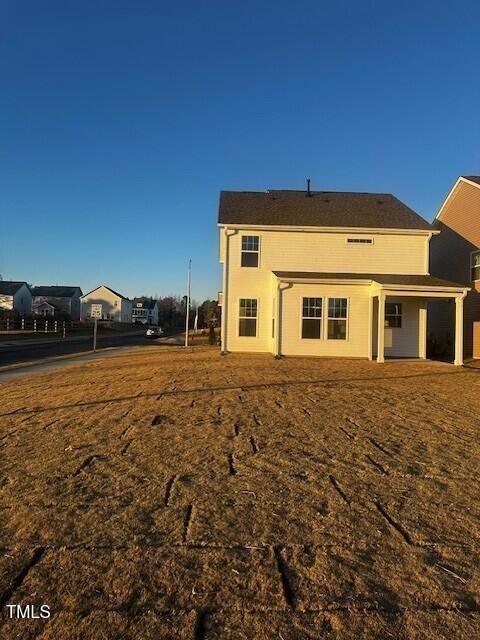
[273,271,468,292]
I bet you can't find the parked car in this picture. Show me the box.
[146,326,164,338]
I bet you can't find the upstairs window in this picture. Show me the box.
[241,236,259,267]
[472,251,480,282]
[346,237,373,244]
[328,298,347,340]
[239,298,257,336]
[385,303,402,328]
[302,297,322,339]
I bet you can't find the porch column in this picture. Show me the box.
[418,303,427,359]
[377,293,385,363]
[367,295,373,360]
[454,294,465,366]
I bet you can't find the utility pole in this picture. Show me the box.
[185,259,191,347]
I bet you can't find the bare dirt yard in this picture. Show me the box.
[1,346,479,639]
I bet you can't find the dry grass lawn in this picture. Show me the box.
[1,346,480,639]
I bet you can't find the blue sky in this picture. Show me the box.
[1,1,479,300]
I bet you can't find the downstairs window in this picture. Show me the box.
[239,298,257,336]
[328,298,347,340]
[302,297,322,339]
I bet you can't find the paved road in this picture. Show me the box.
[0,330,148,367]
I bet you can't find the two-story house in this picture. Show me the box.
[429,176,480,359]
[31,286,83,320]
[81,285,132,322]
[0,281,32,315]
[132,298,159,325]
[218,187,469,365]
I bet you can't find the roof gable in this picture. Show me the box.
[33,300,56,309]
[435,176,480,222]
[218,190,433,231]
[81,285,128,300]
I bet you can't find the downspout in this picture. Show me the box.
[274,281,293,358]
[221,228,237,354]
[425,232,432,275]
[274,280,282,357]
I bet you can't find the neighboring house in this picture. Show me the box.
[429,176,480,359]
[33,300,56,317]
[31,286,83,320]
[80,285,132,322]
[218,187,469,364]
[132,298,159,325]
[0,281,32,315]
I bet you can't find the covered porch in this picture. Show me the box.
[272,271,469,364]
[369,276,469,366]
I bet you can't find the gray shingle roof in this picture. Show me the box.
[32,286,82,298]
[273,272,466,289]
[218,190,433,231]
[0,281,29,295]
[462,176,480,186]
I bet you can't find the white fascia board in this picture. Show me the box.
[217,223,437,236]
[276,277,373,286]
[375,284,470,294]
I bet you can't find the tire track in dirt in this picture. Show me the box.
[0,547,45,613]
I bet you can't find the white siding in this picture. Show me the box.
[13,285,33,315]
[280,283,371,358]
[225,271,275,353]
[373,297,423,358]
[81,286,129,322]
[227,229,428,276]
[221,226,431,358]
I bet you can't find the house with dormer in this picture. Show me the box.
[218,186,469,365]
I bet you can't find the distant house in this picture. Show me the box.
[33,300,56,317]
[31,286,83,320]
[0,281,32,315]
[132,298,159,325]
[429,176,480,359]
[80,285,132,322]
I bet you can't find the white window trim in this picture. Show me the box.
[326,297,349,341]
[345,237,374,245]
[237,297,259,338]
[300,296,323,340]
[471,250,480,282]
[240,235,261,268]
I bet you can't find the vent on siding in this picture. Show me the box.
[346,238,373,245]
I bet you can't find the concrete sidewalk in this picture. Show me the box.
[0,345,142,381]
